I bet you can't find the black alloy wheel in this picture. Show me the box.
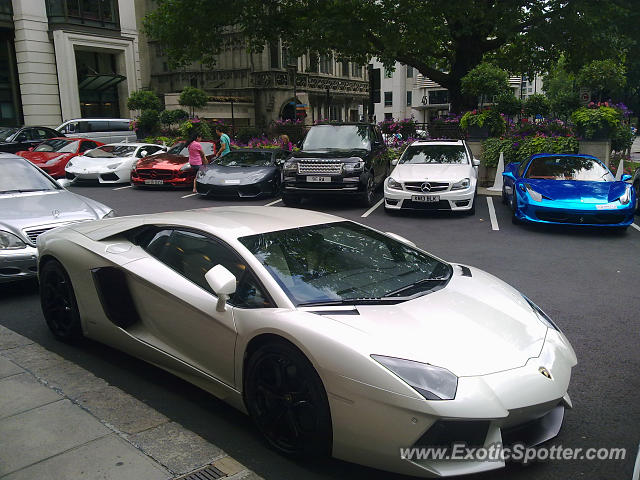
[40,259,83,342]
[510,194,522,225]
[272,174,282,197]
[244,341,332,457]
[360,175,375,207]
[634,181,640,214]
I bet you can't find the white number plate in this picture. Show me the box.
[307,176,331,182]
[412,195,440,203]
[596,204,616,210]
[144,179,164,185]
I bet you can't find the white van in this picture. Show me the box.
[56,118,136,143]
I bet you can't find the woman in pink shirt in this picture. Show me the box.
[186,132,208,193]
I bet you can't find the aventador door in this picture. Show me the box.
[121,228,239,388]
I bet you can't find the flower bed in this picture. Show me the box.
[481,134,579,168]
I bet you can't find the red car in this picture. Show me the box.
[131,141,216,187]
[16,137,104,178]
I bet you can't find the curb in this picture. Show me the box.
[0,325,262,480]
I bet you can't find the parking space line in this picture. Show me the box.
[113,185,133,190]
[361,198,384,218]
[264,199,282,207]
[181,193,197,198]
[631,223,640,232]
[486,197,499,231]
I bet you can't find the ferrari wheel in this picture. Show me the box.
[40,259,83,342]
[510,195,522,225]
[634,181,639,214]
[244,341,332,457]
[501,186,508,205]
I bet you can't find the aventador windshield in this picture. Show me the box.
[240,221,451,306]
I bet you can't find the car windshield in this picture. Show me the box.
[400,144,468,164]
[34,139,79,153]
[302,125,371,151]
[168,141,214,156]
[85,145,137,158]
[217,151,273,167]
[240,221,452,306]
[0,128,18,142]
[0,158,60,193]
[525,156,613,181]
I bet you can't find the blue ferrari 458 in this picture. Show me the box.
[502,153,635,230]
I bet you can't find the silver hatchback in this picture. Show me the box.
[0,153,113,283]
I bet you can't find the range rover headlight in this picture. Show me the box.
[387,177,403,190]
[0,230,27,250]
[283,160,298,172]
[344,161,364,173]
[451,178,470,190]
[372,355,458,400]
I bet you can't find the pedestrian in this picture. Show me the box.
[279,134,293,151]
[215,126,231,158]
[185,130,208,193]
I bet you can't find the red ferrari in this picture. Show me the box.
[16,137,103,178]
[131,140,216,187]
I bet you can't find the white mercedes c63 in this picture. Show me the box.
[36,206,576,477]
[384,140,480,214]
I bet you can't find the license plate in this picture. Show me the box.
[144,179,163,185]
[307,176,331,182]
[596,204,616,210]
[412,195,440,203]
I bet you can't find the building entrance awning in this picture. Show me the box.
[78,74,126,92]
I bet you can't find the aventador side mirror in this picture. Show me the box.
[205,264,237,312]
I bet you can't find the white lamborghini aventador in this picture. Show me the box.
[36,206,576,477]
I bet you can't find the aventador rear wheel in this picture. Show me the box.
[244,340,332,457]
[40,259,83,342]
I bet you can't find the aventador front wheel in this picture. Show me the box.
[40,259,83,342]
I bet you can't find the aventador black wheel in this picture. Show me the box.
[40,259,83,342]
[244,340,332,457]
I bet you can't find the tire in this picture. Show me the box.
[244,341,332,458]
[39,259,83,342]
[510,194,523,225]
[501,186,508,205]
[360,175,375,207]
[634,181,639,214]
[281,194,301,207]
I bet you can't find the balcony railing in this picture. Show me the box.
[252,71,369,96]
[46,0,120,30]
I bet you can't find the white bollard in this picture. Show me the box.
[614,158,624,181]
[487,151,504,191]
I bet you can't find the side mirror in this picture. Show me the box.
[56,178,72,188]
[472,158,480,167]
[205,264,236,312]
[621,174,632,182]
[385,231,416,248]
[391,159,398,166]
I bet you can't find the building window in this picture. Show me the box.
[384,112,393,120]
[351,64,362,78]
[406,66,413,78]
[269,41,280,69]
[428,90,449,105]
[329,105,340,121]
[384,91,392,107]
[406,91,412,106]
[46,0,120,29]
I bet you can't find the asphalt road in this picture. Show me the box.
[1,183,639,480]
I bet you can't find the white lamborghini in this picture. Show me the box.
[37,206,576,477]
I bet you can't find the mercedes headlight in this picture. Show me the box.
[283,160,298,173]
[523,296,560,331]
[179,163,191,171]
[451,178,470,191]
[618,185,631,205]
[344,161,364,173]
[372,355,458,400]
[387,177,403,190]
[0,230,27,250]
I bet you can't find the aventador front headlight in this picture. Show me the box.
[0,230,27,250]
[372,355,458,400]
[618,186,631,205]
[387,177,403,190]
[451,178,470,190]
[523,295,560,331]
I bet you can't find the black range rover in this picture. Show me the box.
[282,123,388,206]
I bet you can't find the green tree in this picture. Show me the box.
[461,63,510,108]
[127,90,162,112]
[495,92,522,120]
[178,87,209,117]
[159,109,189,127]
[145,0,574,112]
[542,57,580,120]
[523,94,551,118]
[577,59,626,102]
[137,109,160,136]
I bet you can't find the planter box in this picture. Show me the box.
[467,125,489,140]
[578,139,611,167]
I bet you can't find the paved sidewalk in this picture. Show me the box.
[0,325,262,480]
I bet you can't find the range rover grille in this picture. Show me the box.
[297,162,343,175]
